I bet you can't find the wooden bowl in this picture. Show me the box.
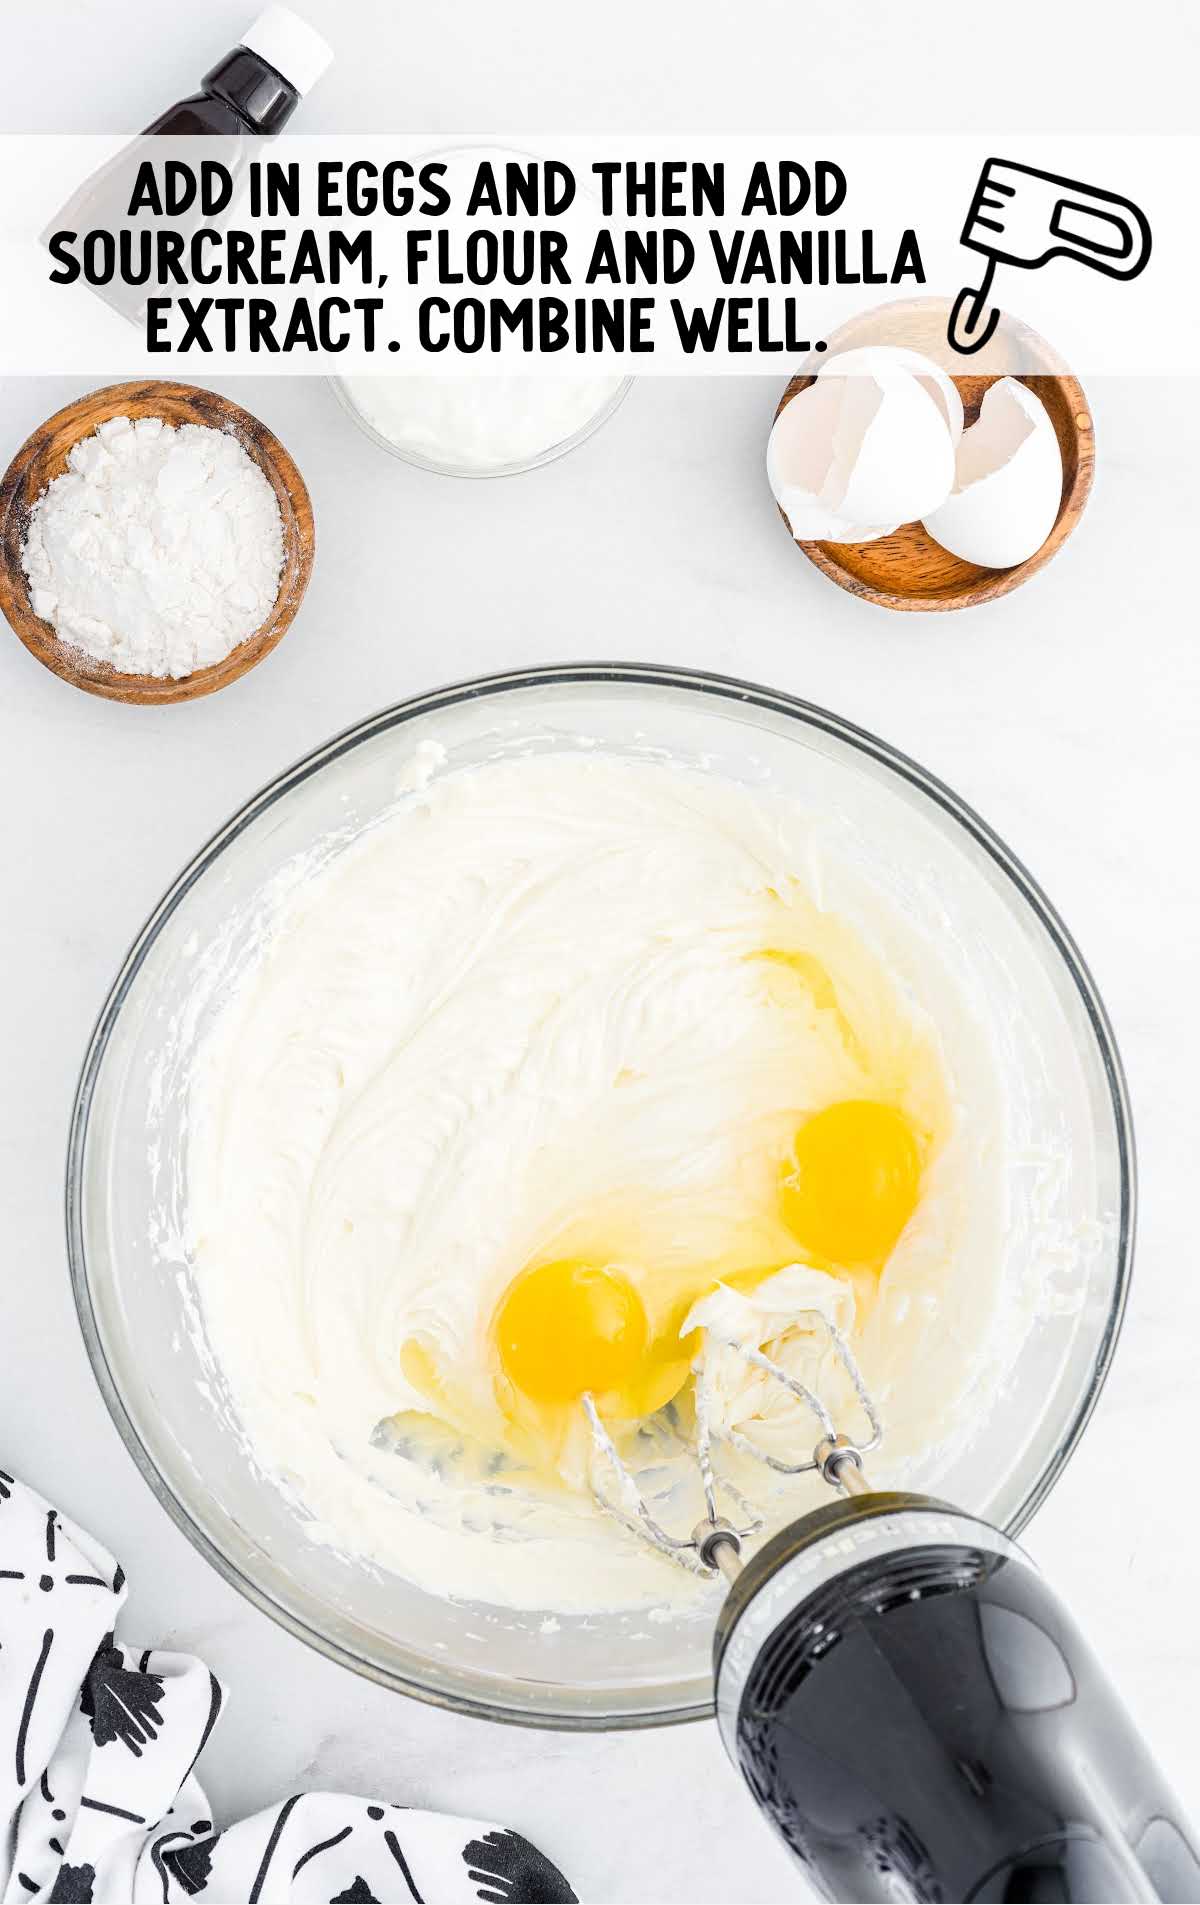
[776,301,1093,612]
[0,381,314,702]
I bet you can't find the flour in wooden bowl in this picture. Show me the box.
[22,414,284,678]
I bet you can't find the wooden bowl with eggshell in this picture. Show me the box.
[774,298,1093,613]
[0,381,314,703]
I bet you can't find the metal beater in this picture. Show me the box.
[582,1308,879,1579]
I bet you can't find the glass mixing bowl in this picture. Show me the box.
[67,665,1133,1728]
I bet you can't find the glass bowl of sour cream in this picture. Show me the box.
[67,664,1133,1728]
[331,372,632,477]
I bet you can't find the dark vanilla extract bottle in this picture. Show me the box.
[143,5,332,135]
[44,6,332,328]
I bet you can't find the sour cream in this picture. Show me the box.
[338,373,627,472]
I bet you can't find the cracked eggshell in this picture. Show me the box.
[767,348,958,545]
[922,377,1063,569]
[822,365,956,527]
[767,377,899,543]
[818,344,964,444]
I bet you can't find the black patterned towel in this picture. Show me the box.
[0,1470,577,1904]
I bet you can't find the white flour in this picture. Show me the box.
[22,415,284,679]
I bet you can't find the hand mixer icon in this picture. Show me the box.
[948,157,1152,355]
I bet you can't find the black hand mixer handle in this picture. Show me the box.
[713,1494,1199,1903]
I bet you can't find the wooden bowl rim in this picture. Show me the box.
[0,380,314,703]
[775,359,1093,613]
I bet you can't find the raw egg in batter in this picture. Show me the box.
[493,1257,702,1425]
[780,1099,922,1269]
[495,1259,647,1407]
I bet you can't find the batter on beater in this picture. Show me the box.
[186,749,1006,1612]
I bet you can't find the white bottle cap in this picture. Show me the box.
[240,5,333,96]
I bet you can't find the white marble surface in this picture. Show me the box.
[3,4,1200,1900]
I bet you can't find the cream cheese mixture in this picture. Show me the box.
[187,751,1008,1612]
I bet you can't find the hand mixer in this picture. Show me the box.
[948,157,1152,357]
[583,1313,1198,1904]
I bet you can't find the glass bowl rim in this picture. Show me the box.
[65,661,1136,1729]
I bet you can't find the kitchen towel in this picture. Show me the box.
[0,1469,576,1904]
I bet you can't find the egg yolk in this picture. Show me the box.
[495,1259,648,1407]
[780,1099,921,1268]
